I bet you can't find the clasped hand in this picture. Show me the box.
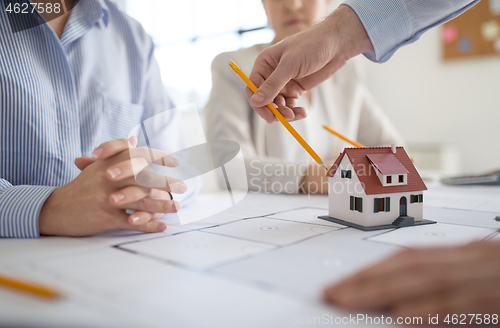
[39,137,186,236]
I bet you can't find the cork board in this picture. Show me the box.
[442,0,500,60]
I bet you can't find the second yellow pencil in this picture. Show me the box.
[0,273,61,299]
[323,125,365,148]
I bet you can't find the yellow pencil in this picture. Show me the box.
[229,61,328,171]
[323,125,365,148]
[0,273,61,299]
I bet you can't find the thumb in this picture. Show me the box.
[75,156,97,171]
[251,62,295,107]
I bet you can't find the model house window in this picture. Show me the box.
[341,170,352,179]
[374,197,391,213]
[410,194,423,203]
[350,196,363,212]
[340,170,352,179]
[399,175,404,183]
[386,176,392,184]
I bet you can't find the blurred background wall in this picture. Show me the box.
[117,0,500,177]
[360,26,500,175]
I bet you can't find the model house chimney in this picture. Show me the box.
[391,144,396,154]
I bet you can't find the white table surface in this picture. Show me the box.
[0,184,499,328]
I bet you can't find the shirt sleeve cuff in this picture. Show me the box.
[0,186,56,238]
[342,0,413,63]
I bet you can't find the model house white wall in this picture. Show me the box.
[328,155,366,226]
[328,154,424,227]
[363,192,424,226]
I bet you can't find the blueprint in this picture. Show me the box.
[0,189,499,328]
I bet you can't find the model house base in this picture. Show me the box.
[322,146,435,231]
[319,215,436,231]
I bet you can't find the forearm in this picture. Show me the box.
[323,4,374,61]
[342,0,480,62]
[0,180,56,238]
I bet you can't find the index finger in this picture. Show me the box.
[249,60,296,109]
[92,138,179,168]
[128,147,179,168]
[248,47,277,90]
[245,87,275,123]
[91,137,136,159]
[248,43,298,102]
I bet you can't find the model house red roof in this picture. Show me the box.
[366,153,409,175]
[327,147,427,195]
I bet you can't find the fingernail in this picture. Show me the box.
[295,113,304,120]
[252,91,265,105]
[111,193,125,204]
[172,157,180,166]
[132,215,141,224]
[177,182,188,193]
[107,167,122,179]
[157,223,166,232]
[173,201,181,213]
[92,148,103,158]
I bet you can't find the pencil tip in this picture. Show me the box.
[319,161,328,171]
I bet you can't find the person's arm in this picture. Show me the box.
[324,241,500,320]
[0,181,56,238]
[205,53,309,194]
[1,138,184,238]
[343,0,480,63]
[247,1,479,123]
[38,139,185,237]
[247,5,374,123]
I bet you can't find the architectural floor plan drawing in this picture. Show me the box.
[1,189,499,328]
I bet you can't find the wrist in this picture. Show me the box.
[325,5,373,60]
[38,187,63,236]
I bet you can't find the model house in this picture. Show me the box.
[320,145,434,230]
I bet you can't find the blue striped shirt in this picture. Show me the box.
[0,0,188,238]
[343,0,480,62]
